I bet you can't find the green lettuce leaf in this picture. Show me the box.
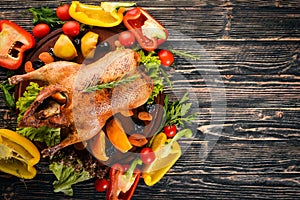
[15,82,61,146]
[49,162,92,196]
[138,50,165,104]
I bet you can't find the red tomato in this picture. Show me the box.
[56,4,72,21]
[140,148,155,165]
[62,21,80,37]
[118,31,136,47]
[94,178,109,192]
[158,49,174,67]
[164,124,177,138]
[32,23,50,39]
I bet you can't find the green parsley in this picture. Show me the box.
[163,92,196,127]
[28,7,64,27]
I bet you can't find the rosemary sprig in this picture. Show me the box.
[83,74,140,92]
[170,49,201,60]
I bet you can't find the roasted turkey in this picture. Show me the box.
[9,49,153,156]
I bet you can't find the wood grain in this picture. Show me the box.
[1,0,300,199]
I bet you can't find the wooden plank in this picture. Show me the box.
[1,140,300,199]
[1,1,300,40]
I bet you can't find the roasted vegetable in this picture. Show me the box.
[106,118,133,153]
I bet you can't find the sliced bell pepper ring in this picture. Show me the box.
[142,129,192,186]
[0,20,35,70]
[123,7,168,51]
[0,129,40,179]
[69,1,136,27]
[107,160,142,200]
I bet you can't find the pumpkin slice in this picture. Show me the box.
[106,118,133,153]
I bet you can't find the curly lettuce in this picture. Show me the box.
[138,50,171,104]
[15,82,61,147]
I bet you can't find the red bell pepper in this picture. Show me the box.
[0,20,35,70]
[123,7,168,51]
[107,161,141,200]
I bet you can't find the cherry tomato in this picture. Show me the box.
[32,23,50,39]
[118,31,136,47]
[164,124,177,138]
[94,178,109,192]
[62,21,80,37]
[140,148,155,165]
[158,49,174,67]
[56,4,72,21]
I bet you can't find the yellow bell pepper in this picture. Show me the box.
[0,129,40,179]
[142,129,192,186]
[69,1,136,27]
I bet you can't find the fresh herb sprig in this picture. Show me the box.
[163,92,196,127]
[28,7,64,27]
[170,49,201,60]
[84,74,140,92]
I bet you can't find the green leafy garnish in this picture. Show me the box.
[15,82,61,146]
[28,7,64,27]
[138,50,172,104]
[0,81,15,110]
[17,126,61,147]
[84,74,140,92]
[163,92,196,126]
[49,148,98,196]
[16,82,42,121]
[50,162,92,196]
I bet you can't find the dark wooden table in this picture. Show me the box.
[1,0,300,199]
